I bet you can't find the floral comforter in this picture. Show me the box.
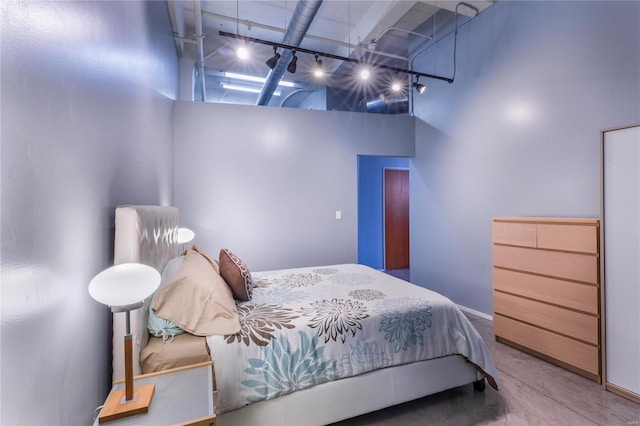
[206,263,498,414]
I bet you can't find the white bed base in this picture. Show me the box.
[218,356,479,426]
[113,205,482,425]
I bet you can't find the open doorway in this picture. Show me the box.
[357,155,410,279]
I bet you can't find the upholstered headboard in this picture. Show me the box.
[112,205,179,381]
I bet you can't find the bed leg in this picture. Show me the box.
[473,378,486,392]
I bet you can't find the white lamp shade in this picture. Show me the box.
[88,263,161,307]
[177,227,195,244]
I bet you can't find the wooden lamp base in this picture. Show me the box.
[98,384,155,424]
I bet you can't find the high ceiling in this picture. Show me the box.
[167,1,492,107]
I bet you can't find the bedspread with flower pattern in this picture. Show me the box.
[206,263,498,414]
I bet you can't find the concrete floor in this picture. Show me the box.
[332,312,640,426]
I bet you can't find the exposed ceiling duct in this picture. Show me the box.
[200,10,406,61]
[256,0,323,106]
[194,0,206,101]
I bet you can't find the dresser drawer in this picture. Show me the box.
[536,224,598,254]
[494,315,599,376]
[492,221,537,247]
[493,268,598,314]
[494,291,598,344]
[493,245,598,284]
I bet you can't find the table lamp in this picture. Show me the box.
[89,263,161,423]
[177,227,195,254]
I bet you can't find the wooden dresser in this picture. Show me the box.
[492,217,601,383]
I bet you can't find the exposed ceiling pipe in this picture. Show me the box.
[194,0,206,102]
[280,89,316,108]
[408,2,480,115]
[166,0,185,56]
[451,2,479,81]
[364,96,408,114]
[256,0,323,106]
[201,10,405,62]
[367,26,433,52]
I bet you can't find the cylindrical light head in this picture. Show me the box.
[236,46,249,60]
[266,53,280,69]
[287,52,298,73]
[390,73,402,92]
[88,263,160,308]
[413,79,427,94]
[266,47,280,69]
[313,55,324,78]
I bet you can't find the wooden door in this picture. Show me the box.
[385,169,409,269]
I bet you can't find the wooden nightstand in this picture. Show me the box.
[93,361,216,426]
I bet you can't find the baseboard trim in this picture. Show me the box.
[605,382,640,404]
[456,304,493,321]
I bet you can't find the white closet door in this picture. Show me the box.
[603,124,640,399]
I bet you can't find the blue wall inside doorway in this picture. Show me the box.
[357,155,410,270]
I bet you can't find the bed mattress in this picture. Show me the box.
[206,263,498,414]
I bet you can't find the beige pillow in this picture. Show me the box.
[152,248,240,336]
[219,248,253,301]
[141,334,211,374]
[190,244,219,273]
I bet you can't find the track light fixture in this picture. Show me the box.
[313,54,324,78]
[413,77,427,94]
[219,31,455,84]
[287,51,298,73]
[266,46,280,69]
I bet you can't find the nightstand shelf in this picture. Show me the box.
[93,361,216,426]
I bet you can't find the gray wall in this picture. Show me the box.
[0,2,177,424]
[410,1,640,315]
[173,102,415,271]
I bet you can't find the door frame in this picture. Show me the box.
[600,122,640,401]
[382,166,410,270]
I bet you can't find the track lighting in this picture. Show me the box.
[266,46,280,69]
[313,54,324,78]
[413,77,427,94]
[360,68,371,80]
[220,31,455,85]
[287,51,298,73]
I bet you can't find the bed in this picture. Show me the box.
[112,205,498,425]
